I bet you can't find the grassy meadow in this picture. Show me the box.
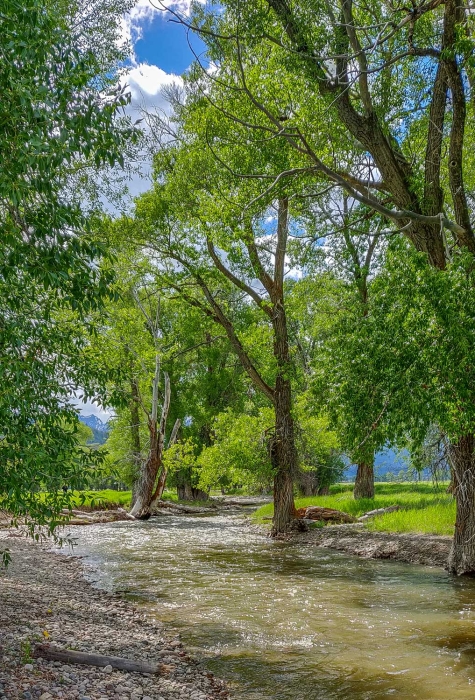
[252,482,456,536]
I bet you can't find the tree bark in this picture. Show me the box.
[447,434,475,575]
[129,376,142,510]
[129,371,171,519]
[149,417,181,507]
[270,373,298,534]
[354,460,375,499]
[269,198,300,535]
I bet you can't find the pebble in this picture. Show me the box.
[0,535,230,700]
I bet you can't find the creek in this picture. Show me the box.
[64,513,475,699]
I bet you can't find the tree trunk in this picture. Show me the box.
[149,418,181,508]
[269,198,299,535]
[130,378,142,467]
[176,480,208,501]
[129,370,171,519]
[354,460,375,499]
[270,325,298,534]
[129,446,160,520]
[129,377,142,510]
[33,645,166,675]
[447,434,475,575]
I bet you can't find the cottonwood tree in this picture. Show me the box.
[160,0,475,573]
[132,175,305,533]
[127,293,181,518]
[85,242,182,518]
[291,194,386,498]
[0,0,136,537]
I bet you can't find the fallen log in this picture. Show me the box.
[151,501,216,514]
[61,509,96,519]
[221,498,271,506]
[301,507,356,524]
[32,644,169,675]
[357,505,400,522]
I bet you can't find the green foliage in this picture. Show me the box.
[294,393,345,492]
[0,0,136,536]
[197,409,275,492]
[321,242,475,456]
[366,501,455,536]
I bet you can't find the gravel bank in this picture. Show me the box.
[293,524,452,568]
[0,533,230,700]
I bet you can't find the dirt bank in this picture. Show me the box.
[291,523,452,568]
[0,532,230,700]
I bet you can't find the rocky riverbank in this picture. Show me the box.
[292,523,452,568]
[0,532,230,700]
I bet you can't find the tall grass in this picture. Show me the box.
[69,490,132,510]
[252,482,455,536]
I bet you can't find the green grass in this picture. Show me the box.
[252,482,455,536]
[69,490,132,510]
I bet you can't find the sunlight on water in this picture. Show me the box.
[60,514,475,700]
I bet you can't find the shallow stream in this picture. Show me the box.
[64,514,475,699]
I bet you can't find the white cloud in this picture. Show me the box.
[121,0,205,65]
[72,398,113,422]
[125,62,182,109]
[112,1,203,203]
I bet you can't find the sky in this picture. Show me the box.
[77,0,205,422]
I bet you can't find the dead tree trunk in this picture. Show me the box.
[33,645,166,675]
[149,417,181,508]
[129,361,171,520]
[354,459,375,499]
[129,375,142,510]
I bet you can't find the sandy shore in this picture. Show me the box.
[0,532,230,700]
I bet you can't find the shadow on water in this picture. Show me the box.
[62,514,475,700]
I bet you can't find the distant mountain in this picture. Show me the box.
[79,414,109,445]
[344,448,408,480]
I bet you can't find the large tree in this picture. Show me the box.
[0,0,135,537]
[160,0,475,573]
[133,184,304,534]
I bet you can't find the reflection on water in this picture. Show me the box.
[61,514,475,699]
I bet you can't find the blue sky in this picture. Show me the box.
[133,11,206,75]
[79,1,205,421]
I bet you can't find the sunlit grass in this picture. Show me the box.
[366,501,456,536]
[252,482,455,536]
[68,490,131,510]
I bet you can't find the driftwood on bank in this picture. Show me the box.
[151,500,216,514]
[296,506,357,523]
[60,509,133,525]
[357,505,400,521]
[32,644,170,675]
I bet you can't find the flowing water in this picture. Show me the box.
[63,514,475,699]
